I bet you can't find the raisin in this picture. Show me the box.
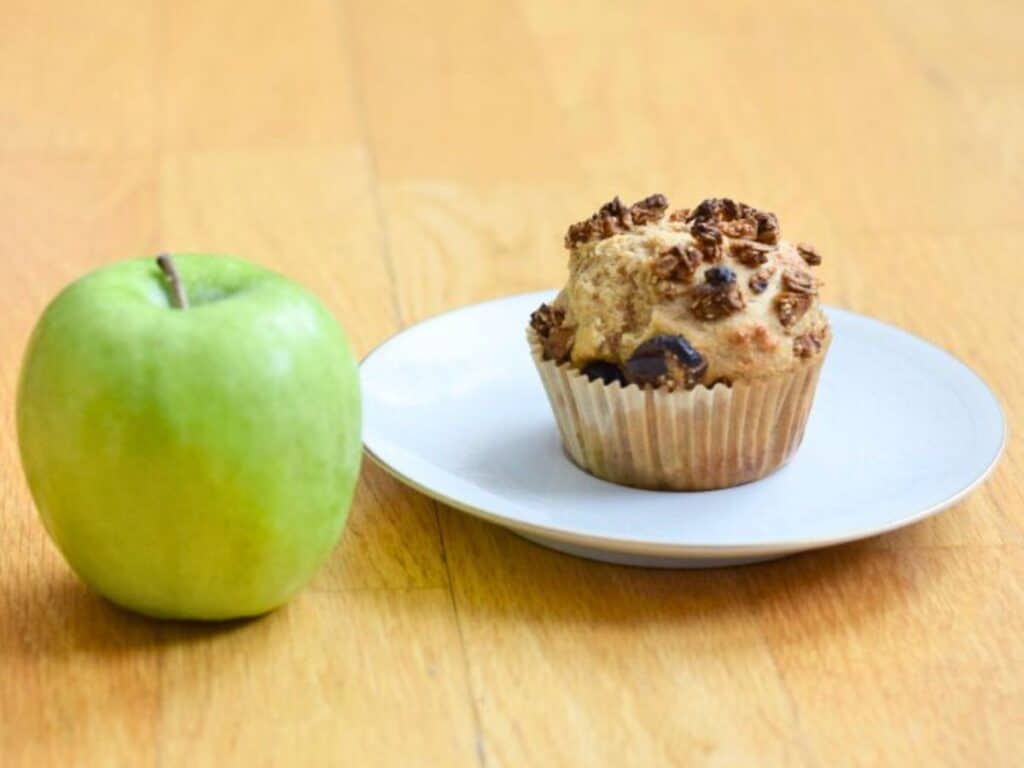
[704,265,737,286]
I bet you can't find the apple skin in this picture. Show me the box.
[16,255,362,620]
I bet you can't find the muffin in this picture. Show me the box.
[528,194,830,490]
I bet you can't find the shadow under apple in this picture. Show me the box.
[0,567,263,661]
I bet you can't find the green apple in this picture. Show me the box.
[16,254,362,620]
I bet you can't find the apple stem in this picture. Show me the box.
[156,254,190,310]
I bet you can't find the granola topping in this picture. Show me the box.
[530,302,562,335]
[748,264,776,294]
[720,218,758,239]
[776,292,813,327]
[796,242,823,266]
[565,194,673,247]
[629,193,670,225]
[754,210,780,245]
[653,244,702,283]
[730,239,774,267]
[691,281,745,321]
[781,268,817,295]
[793,331,824,358]
[687,197,754,223]
[530,303,574,362]
[690,221,723,261]
[549,194,830,388]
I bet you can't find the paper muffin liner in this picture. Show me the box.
[528,329,828,490]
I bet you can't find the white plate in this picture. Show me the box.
[361,292,1005,568]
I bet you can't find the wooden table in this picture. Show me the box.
[2,2,1021,765]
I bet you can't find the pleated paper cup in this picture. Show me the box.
[528,329,828,490]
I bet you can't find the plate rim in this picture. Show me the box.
[361,291,1007,556]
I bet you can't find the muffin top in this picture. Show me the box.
[530,195,830,389]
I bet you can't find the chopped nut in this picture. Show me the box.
[720,218,758,238]
[629,194,669,225]
[599,196,627,218]
[793,332,822,358]
[529,303,562,336]
[684,197,777,255]
[797,242,822,266]
[691,221,723,261]
[754,210,780,245]
[691,282,746,321]
[530,303,574,362]
[564,197,631,247]
[782,268,817,295]
[691,221,723,244]
[668,208,691,222]
[776,292,812,327]
[730,239,774,267]
[748,264,777,294]
[564,194,672,247]
[688,198,719,221]
[653,244,702,282]
[688,197,753,223]
[597,198,630,237]
[544,327,575,363]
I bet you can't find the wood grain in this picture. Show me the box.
[1,0,1022,765]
